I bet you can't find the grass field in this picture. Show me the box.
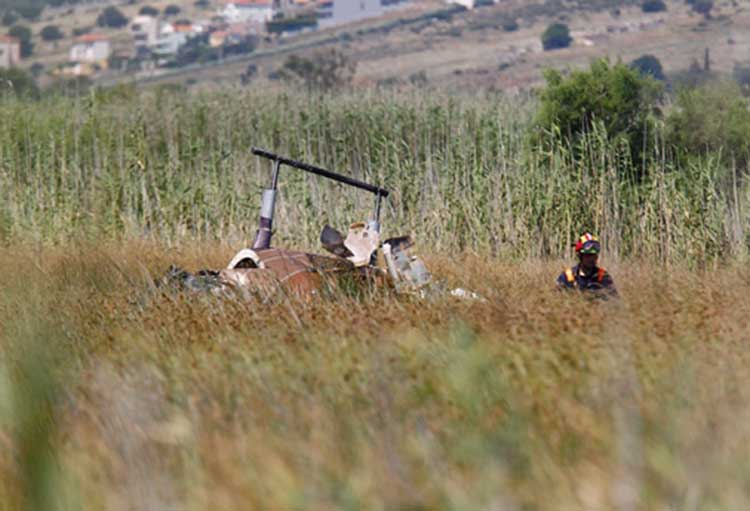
[2,244,750,510]
[1,87,750,510]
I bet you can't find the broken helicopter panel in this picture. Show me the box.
[164,148,445,301]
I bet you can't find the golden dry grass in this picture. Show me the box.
[1,242,750,510]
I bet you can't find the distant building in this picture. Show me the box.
[173,20,195,34]
[131,15,160,49]
[219,0,275,24]
[150,32,189,57]
[318,0,401,29]
[70,34,112,65]
[444,0,498,8]
[316,0,334,22]
[0,36,20,68]
[209,30,229,47]
[209,24,249,47]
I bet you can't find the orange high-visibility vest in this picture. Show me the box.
[565,267,606,285]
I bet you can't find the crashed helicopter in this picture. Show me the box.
[165,148,446,301]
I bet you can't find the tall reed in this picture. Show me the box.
[0,87,746,261]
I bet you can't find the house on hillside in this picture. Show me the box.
[318,0,384,28]
[0,36,20,69]
[219,0,276,24]
[444,0,498,8]
[70,34,112,66]
[150,32,189,57]
[132,15,161,49]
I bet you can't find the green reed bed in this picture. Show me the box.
[0,87,746,261]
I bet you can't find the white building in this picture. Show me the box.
[150,32,189,57]
[0,36,20,68]
[444,0,498,8]
[318,0,384,28]
[69,34,112,64]
[131,15,160,49]
[219,0,275,24]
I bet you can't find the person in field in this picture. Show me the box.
[556,232,617,298]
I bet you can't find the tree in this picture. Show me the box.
[641,0,667,12]
[96,6,128,28]
[277,49,356,92]
[535,59,663,170]
[164,4,181,16]
[138,5,160,16]
[73,26,92,37]
[501,18,519,32]
[690,0,713,17]
[8,25,33,57]
[541,23,572,51]
[630,54,665,81]
[0,68,39,99]
[40,24,64,42]
[665,81,750,166]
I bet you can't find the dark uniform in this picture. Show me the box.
[556,264,617,297]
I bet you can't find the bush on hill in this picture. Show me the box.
[541,23,572,51]
[164,4,181,16]
[138,5,159,16]
[40,24,64,42]
[7,24,33,57]
[277,49,356,92]
[630,54,665,81]
[642,0,667,12]
[534,59,662,174]
[96,6,128,28]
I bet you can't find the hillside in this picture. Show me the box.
[118,0,750,91]
[5,0,750,90]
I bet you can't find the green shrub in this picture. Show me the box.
[667,58,717,90]
[502,18,519,32]
[690,0,714,17]
[535,59,662,172]
[277,49,356,91]
[164,4,181,16]
[138,5,159,16]
[40,24,63,42]
[96,6,128,28]
[642,0,667,12]
[541,23,572,51]
[7,24,33,57]
[630,54,665,81]
[665,80,750,167]
[0,67,39,99]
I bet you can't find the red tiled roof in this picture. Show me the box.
[0,35,19,44]
[75,33,110,43]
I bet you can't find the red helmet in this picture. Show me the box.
[574,232,601,255]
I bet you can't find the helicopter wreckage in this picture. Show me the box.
[165,148,480,302]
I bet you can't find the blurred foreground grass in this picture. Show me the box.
[1,242,750,510]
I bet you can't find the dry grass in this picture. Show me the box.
[2,242,750,510]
